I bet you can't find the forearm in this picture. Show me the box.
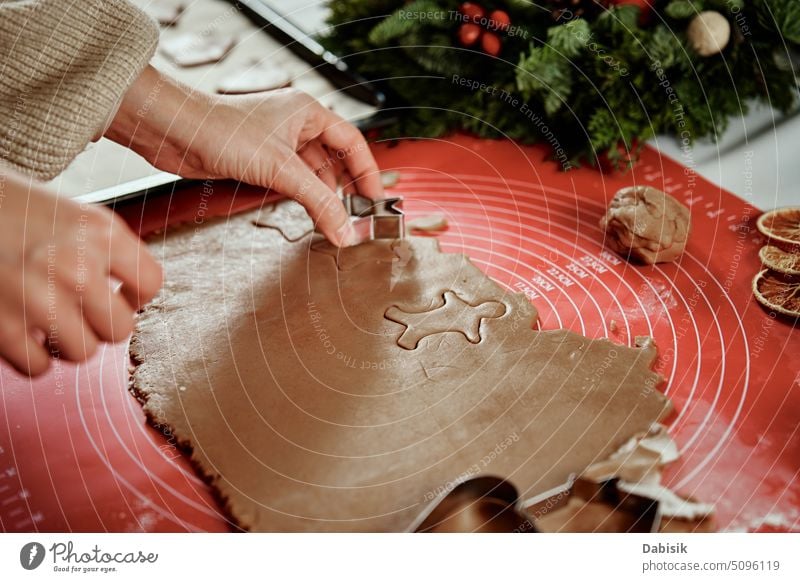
[0,0,159,180]
[104,65,216,178]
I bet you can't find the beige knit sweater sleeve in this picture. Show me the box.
[0,0,158,180]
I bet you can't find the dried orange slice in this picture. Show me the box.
[756,206,800,250]
[759,245,800,276]
[752,269,800,318]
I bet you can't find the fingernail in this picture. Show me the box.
[336,222,360,247]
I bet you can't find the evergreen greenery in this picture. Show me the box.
[323,0,800,169]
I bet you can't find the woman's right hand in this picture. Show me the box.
[0,167,162,376]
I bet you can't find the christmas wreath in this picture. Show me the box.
[322,1,800,169]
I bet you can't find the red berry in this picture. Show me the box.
[488,10,510,31]
[459,2,486,21]
[458,23,483,47]
[481,32,502,56]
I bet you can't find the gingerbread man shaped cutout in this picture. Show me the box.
[385,291,506,349]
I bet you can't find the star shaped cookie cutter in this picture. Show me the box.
[343,193,405,243]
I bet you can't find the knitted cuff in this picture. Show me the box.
[0,0,159,180]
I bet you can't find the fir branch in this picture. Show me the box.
[322,0,800,168]
[664,1,702,20]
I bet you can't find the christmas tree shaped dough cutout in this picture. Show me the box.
[386,291,505,349]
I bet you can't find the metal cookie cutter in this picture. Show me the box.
[343,193,404,242]
[410,476,536,533]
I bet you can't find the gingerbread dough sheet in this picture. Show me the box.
[131,203,671,531]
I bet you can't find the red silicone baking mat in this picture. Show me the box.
[1,135,797,532]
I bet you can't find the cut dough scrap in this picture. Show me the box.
[131,201,671,532]
[160,30,236,67]
[535,425,714,532]
[253,200,315,242]
[587,424,714,521]
[216,61,292,95]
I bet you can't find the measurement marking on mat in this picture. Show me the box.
[579,255,609,273]
[530,275,555,293]
[686,196,703,206]
[598,251,622,266]
[546,267,575,288]
[565,263,590,279]
[513,282,540,300]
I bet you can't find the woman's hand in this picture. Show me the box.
[0,168,162,376]
[106,66,384,247]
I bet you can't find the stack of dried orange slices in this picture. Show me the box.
[753,207,800,319]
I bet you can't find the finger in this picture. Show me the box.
[315,108,384,200]
[272,156,357,247]
[79,278,136,343]
[108,215,163,310]
[340,169,357,196]
[298,141,338,192]
[0,316,49,377]
[44,293,99,363]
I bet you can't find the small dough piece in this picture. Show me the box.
[635,335,657,351]
[144,0,186,26]
[408,214,448,233]
[216,61,292,95]
[381,171,401,188]
[160,30,236,67]
[600,186,690,264]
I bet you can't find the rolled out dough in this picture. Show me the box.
[131,203,671,531]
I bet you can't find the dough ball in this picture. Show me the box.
[599,186,691,264]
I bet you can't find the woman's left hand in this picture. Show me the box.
[106,66,383,247]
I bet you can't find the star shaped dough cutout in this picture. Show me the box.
[312,238,411,273]
[385,290,506,349]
